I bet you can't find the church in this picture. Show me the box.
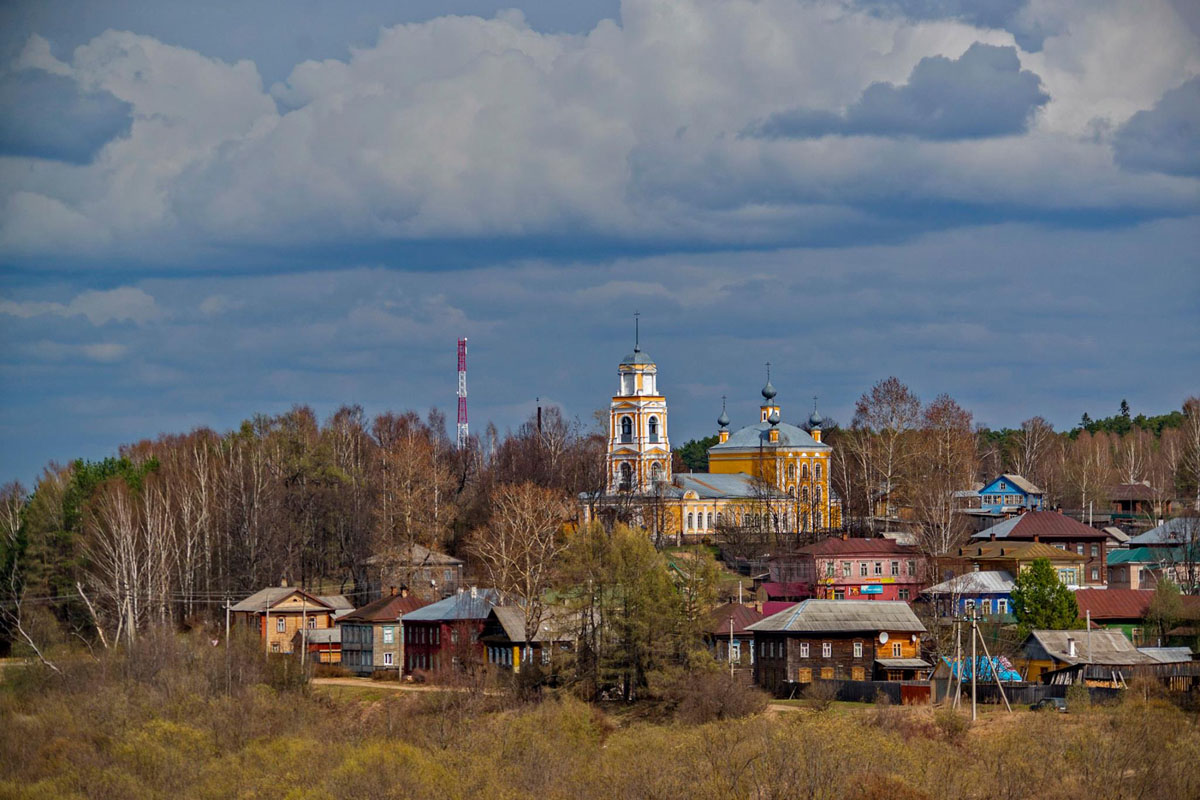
[582,339,841,541]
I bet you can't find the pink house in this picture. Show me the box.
[768,537,927,602]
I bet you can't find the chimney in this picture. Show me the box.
[400,586,409,598]
[280,577,288,588]
[989,531,996,541]
[470,586,478,599]
[1067,637,1076,658]
[841,533,848,541]
[389,586,397,597]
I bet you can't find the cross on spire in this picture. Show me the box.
[634,311,640,351]
[765,361,771,382]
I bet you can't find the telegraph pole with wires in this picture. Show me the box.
[457,338,469,450]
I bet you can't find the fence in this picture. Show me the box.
[931,679,1123,706]
[815,679,931,705]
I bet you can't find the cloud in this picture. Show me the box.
[0,68,132,163]
[754,43,1049,140]
[1113,76,1200,177]
[850,0,1057,52]
[0,287,162,325]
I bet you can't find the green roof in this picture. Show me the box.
[1107,546,1175,565]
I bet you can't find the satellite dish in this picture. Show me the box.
[911,634,918,642]
[879,631,889,644]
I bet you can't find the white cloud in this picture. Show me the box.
[0,286,162,325]
[0,0,1196,262]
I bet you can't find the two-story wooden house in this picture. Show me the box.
[230,585,354,654]
[747,600,929,693]
[338,587,429,676]
[399,587,498,675]
[767,536,927,603]
[971,511,1108,586]
[977,474,1043,515]
[941,540,1088,586]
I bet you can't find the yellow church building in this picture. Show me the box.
[583,342,841,541]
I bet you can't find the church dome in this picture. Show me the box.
[717,409,730,428]
[808,409,824,429]
[620,346,655,366]
[768,410,781,426]
[761,380,777,400]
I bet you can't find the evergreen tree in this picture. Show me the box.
[1010,558,1079,635]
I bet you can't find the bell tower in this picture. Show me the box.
[606,315,671,494]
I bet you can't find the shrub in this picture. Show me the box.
[802,679,838,712]
[932,707,970,741]
[1064,683,1090,710]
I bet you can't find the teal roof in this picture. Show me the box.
[709,420,828,451]
[1107,547,1171,565]
[620,347,654,365]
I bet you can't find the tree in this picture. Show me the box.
[910,394,977,568]
[1008,417,1054,490]
[1182,397,1200,511]
[675,436,718,472]
[1146,579,1183,645]
[469,482,571,647]
[851,377,920,528]
[1010,558,1079,635]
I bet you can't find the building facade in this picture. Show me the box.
[338,588,429,676]
[768,537,926,602]
[971,511,1108,587]
[399,588,498,674]
[230,586,351,654]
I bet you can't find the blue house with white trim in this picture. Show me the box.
[978,474,1043,514]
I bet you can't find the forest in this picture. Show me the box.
[1,379,1198,665]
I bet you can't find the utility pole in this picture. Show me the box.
[953,615,962,710]
[970,611,977,721]
[301,598,307,670]
[457,338,469,450]
[225,596,231,695]
[730,616,735,679]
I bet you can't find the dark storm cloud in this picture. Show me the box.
[1113,77,1200,178]
[754,44,1049,140]
[0,70,131,163]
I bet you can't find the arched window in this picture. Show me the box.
[788,485,795,497]
[650,462,662,483]
[619,462,633,491]
[687,512,694,530]
[706,512,713,529]
[801,463,810,479]
[787,463,796,481]
[620,416,633,443]
[815,485,823,503]
[815,463,823,481]
[815,511,823,529]
[802,487,810,503]
[648,416,659,443]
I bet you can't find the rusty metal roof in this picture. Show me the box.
[707,603,765,636]
[747,599,925,634]
[973,511,1103,542]
[1073,588,1154,621]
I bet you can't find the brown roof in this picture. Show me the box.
[339,592,429,623]
[1074,589,1154,621]
[955,540,1087,562]
[789,537,917,557]
[1109,483,1155,502]
[974,511,1103,542]
[707,603,765,636]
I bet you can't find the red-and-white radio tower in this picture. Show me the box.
[456,338,468,450]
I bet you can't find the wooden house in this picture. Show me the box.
[1017,629,1156,684]
[367,543,466,600]
[971,511,1110,586]
[941,540,1087,586]
[230,585,353,654]
[399,587,498,675]
[766,536,926,603]
[747,600,929,694]
[338,587,429,676]
[480,606,574,674]
[706,603,764,667]
[291,627,341,664]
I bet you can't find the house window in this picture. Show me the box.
[899,589,910,601]
[1091,544,1099,557]
[998,599,1008,615]
[648,416,659,443]
[842,561,851,577]
[307,616,316,629]
[825,562,834,577]
[800,642,810,658]
[1076,544,1084,555]
[276,618,286,633]
[964,599,975,614]
[981,599,992,616]
[999,482,1007,491]
[853,641,863,659]
[860,563,868,577]
[892,642,902,658]
[1091,567,1099,581]
[384,652,393,666]
[822,642,831,658]
[891,561,899,576]
[834,589,845,600]
[874,562,883,576]
[383,626,394,645]
[271,643,280,653]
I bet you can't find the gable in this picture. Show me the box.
[981,477,1026,496]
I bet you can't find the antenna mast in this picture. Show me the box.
[457,338,469,450]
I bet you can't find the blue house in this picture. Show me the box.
[920,570,1015,622]
[978,474,1043,514]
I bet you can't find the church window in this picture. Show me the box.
[619,463,633,491]
[706,512,713,529]
[801,463,809,479]
[815,485,822,503]
[687,512,694,530]
[815,463,822,480]
[815,511,823,529]
[787,463,796,481]
[787,485,795,497]
[620,416,633,443]
[651,462,662,483]
[648,416,659,443]
[801,487,809,503]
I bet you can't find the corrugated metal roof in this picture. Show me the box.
[1073,588,1154,621]
[402,588,499,622]
[1137,647,1193,664]
[957,541,1085,562]
[339,592,430,623]
[708,420,829,452]
[318,595,355,610]
[1107,547,1175,566]
[230,587,333,613]
[1130,517,1200,546]
[366,543,464,567]
[1025,629,1154,665]
[875,658,931,669]
[673,472,784,499]
[299,628,341,644]
[998,474,1043,494]
[791,537,917,557]
[485,605,571,643]
[707,603,765,636]
[747,599,925,634]
[972,511,1102,542]
[922,570,1015,596]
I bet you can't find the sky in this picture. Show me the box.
[1,0,1198,485]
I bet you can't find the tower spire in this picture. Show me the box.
[634,310,640,352]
